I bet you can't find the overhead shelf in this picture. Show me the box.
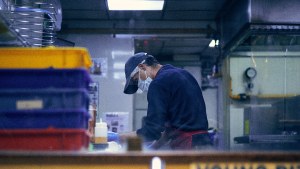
[0,12,27,46]
[0,0,62,47]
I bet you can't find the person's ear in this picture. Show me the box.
[138,64,146,71]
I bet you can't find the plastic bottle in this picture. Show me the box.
[94,119,108,144]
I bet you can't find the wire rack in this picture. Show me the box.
[0,0,61,47]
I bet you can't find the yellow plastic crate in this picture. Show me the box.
[0,47,92,69]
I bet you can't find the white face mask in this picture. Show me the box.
[138,70,152,92]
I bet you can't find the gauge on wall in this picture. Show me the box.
[244,67,257,79]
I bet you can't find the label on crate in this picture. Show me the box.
[17,100,43,110]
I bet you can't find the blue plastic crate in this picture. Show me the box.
[0,109,90,129]
[0,68,91,89]
[0,89,89,111]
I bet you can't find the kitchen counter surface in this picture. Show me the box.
[0,151,299,169]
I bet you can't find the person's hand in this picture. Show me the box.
[147,131,170,150]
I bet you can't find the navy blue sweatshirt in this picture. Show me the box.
[136,64,208,141]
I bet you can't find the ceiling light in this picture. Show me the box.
[209,39,219,48]
[209,40,216,48]
[215,40,219,46]
[107,0,164,11]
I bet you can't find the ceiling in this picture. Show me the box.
[59,0,228,74]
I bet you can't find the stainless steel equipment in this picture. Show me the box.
[234,97,300,150]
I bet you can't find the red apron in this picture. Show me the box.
[150,128,208,150]
[168,129,208,149]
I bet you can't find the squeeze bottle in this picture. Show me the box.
[94,119,108,144]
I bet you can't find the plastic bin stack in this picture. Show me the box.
[0,47,93,151]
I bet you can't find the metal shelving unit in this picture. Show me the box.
[0,0,61,47]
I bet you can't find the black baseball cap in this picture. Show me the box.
[124,52,150,94]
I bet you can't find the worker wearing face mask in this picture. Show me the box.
[123,52,211,150]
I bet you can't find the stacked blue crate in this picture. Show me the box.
[0,47,93,151]
[0,69,91,129]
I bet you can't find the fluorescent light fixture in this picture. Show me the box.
[108,0,164,11]
[209,39,219,48]
[209,39,216,48]
[215,40,219,46]
[113,71,125,79]
[113,62,125,69]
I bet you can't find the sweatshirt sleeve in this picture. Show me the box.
[136,82,169,141]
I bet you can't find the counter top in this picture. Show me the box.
[0,151,299,169]
[1,151,300,162]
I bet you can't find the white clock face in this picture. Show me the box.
[245,67,257,79]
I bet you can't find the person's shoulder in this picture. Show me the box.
[152,65,178,85]
[159,64,180,74]
[150,65,174,87]
[162,64,176,70]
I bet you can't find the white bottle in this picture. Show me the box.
[94,119,108,144]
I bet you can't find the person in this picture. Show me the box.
[123,52,211,150]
